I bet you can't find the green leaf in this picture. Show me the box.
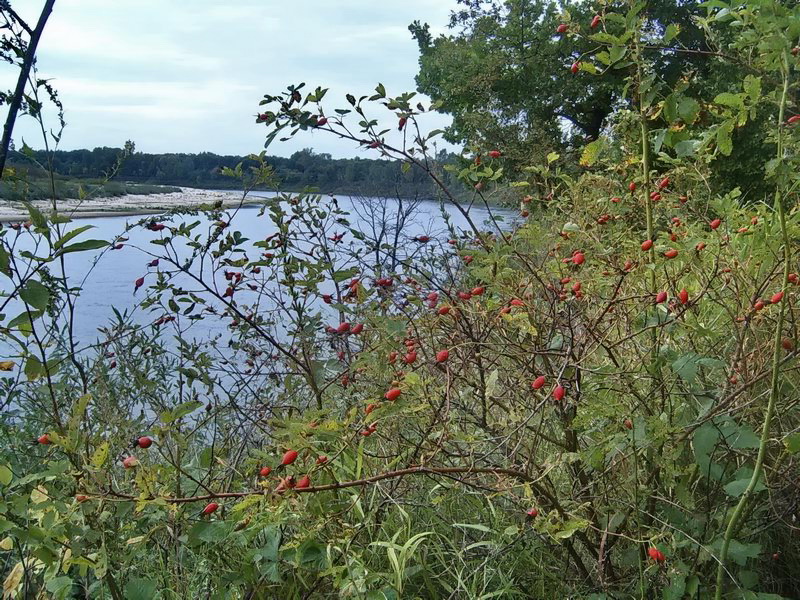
[0,465,12,486]
[677,97,700,122]
[8,309,42,329]
[44,576,73,598]
[296,540,327,570]
[53,225,94,250]
[716,120,734,156]
[580,138,606,167]
[24,355,45,381]
[724,469,765,497]
[663,23,680,43]
[254,525,281,562]
[693,423,723,480]
[608,45,627,64]
[125,578,156,600]
[742,75,761,103]
[671,353,700,383]
[720,539,761,566]
[589,32,622,45]
[714,92,744,110]
[784,433,800,454]
[485,370,499,398]
[662,573,686,600]
[20,279,50,311]
[24,202,48,230]
[553,518,589,539]
[332,268,359,283]
[674,140,698,158]
[663,95,678,123]
[68,394,92,433]
[188,522,231,544]
[161,400,203,424]
[57,239,109,255]
[0,246,9,276]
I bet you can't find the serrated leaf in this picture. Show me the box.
[553,518,589,539]
[716,120,734,156]
[580,138,605,166]
[663,23,680,43]
[743,75,761,102]
[714,92,744,110]
[24,202,47,229]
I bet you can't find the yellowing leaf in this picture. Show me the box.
[61,549,71,572]
[0,537,11,550]
[3,562,23,599]
[0,361,14,372]
[30,486,49,504]
[553,518,590,540]
[90,442,109,470]
[579,138,606,167]
[126,536,145,545]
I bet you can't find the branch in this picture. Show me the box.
[1,2,34,35]
[0,0,56,179]
[102,465,534,504]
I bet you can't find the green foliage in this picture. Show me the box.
[1,0,800,598]
[6,147,456,199]
[410,0,778,197]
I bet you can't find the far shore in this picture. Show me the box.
[0,186,500,223]
[0,187,261,222]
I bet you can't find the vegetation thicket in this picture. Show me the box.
[0,0,798,598]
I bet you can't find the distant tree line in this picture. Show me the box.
[9,147,458,198]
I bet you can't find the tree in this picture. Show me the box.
[0,0,58,179]
[409,0,720,169]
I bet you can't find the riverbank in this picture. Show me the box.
[0,187,252,222]
[0,186,511,223]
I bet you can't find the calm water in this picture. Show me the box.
[2,192,514,355]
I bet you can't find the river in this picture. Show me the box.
[2,191,515,355]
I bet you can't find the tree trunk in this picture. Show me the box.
[0,0,57,180]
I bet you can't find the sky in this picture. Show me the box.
[4,0,456,158]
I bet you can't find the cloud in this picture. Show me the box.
[40,20,224,70]
[2,0,455,157]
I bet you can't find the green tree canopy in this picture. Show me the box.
[410,0,724,168]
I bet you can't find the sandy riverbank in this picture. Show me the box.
[0,187,258,222]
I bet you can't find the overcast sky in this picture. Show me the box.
[4,0,455,158]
